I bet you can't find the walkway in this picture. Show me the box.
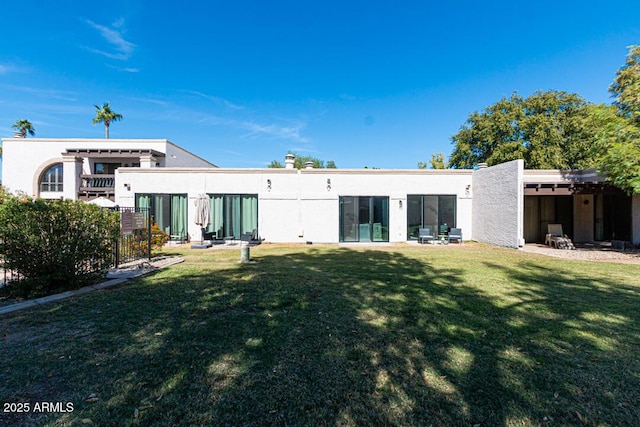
[521,242,640,263]
[0,256,183,316]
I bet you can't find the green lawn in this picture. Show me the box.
[1,243,639,426]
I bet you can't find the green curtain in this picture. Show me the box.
[207,194,257,239]
[241,195,258,236]
[227,196,241,238]
[171,195,187,239]
[136,194,151,227]
[208,195,224,238]
[154,195,168,234]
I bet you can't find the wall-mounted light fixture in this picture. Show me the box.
[326,178,331,191]
[124,183,131,191]
[465,185,471,196]
[267,179,272,191]
[399,200,403,209]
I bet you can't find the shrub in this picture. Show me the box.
[122,222,169,258]
[0,195,119,298]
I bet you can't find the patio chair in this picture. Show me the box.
[545,224,575,249]
[448,228,463,244]
[418,227,434,244]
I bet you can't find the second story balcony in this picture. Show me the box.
[78,174,115,200]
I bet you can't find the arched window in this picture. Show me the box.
[40,163,63,192]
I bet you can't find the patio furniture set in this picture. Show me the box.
[418,226,463,245]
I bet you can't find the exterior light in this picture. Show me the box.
[327,178,331,191]
[267,179,272,191]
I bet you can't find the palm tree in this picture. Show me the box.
[92,103,123,139]
[12,119,35,138]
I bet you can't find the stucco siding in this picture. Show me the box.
[116,168,474,244]
[164,142,217,168]
[1,138,213,198]
[472,160,524,248]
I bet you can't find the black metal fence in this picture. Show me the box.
[112,206,152,268]
[0,205,152,290]
[1,263,23,288]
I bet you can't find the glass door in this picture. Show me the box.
[340,196,389,242]
[358,197,372,242]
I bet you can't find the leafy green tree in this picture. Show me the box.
[12,119,35,137]
[610,45,640,125]
[430,152,446,169]
[268,160,284,168]
[595,46,640,194]
[418,153,446,169]
[93,102,123,139]
[449,90,597,169]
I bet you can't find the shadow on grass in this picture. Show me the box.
[1,247,639,426]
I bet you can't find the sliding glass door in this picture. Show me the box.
[136,193,188,240]
[407,195,456,240]
[207,194,258,240]
[340,196,389,242]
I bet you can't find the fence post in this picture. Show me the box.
[147,208,152,261]
[114,205,120,268]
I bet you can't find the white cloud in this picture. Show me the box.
[182,90,245,111]
[83,18,135,60]
[107,64,139,73]
[1,84,78,102]
[0,63,23,75]
[241,121,309,143]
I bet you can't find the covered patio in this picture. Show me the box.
[523,169,632,245]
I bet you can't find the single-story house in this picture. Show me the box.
[2,137,638,247]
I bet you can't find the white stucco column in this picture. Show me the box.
[62,154,83,200]
[140,153,157,168]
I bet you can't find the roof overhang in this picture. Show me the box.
[63,148,166,158]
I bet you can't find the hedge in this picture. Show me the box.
[0,194,119,298]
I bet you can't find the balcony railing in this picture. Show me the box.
[81,174,115,188]
[78,174,115,201]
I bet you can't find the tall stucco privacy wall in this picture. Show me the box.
[472,160,524,248]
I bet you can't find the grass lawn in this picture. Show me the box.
[1,243,639,426]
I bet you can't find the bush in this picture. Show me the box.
[0,195,119,298]
[122,222,169,258]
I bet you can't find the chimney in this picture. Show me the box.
[305,161,314,169]
[478,162,488,169]
[285,153,295,169]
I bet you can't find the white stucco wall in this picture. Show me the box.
[1,138,213,198]
[164,142,217,168]
[115,168,474,244]
[472,160,524,248]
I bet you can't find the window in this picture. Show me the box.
[40,163,63,192]
[207,194,258,240]
[94,163,121,174]
[136,194,187,241]
[407,195,456,240]
[339,196,389,242]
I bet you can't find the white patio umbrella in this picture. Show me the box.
[194,193,211,244]
[86,196,117,208]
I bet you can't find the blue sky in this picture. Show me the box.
[1,1,639,168]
